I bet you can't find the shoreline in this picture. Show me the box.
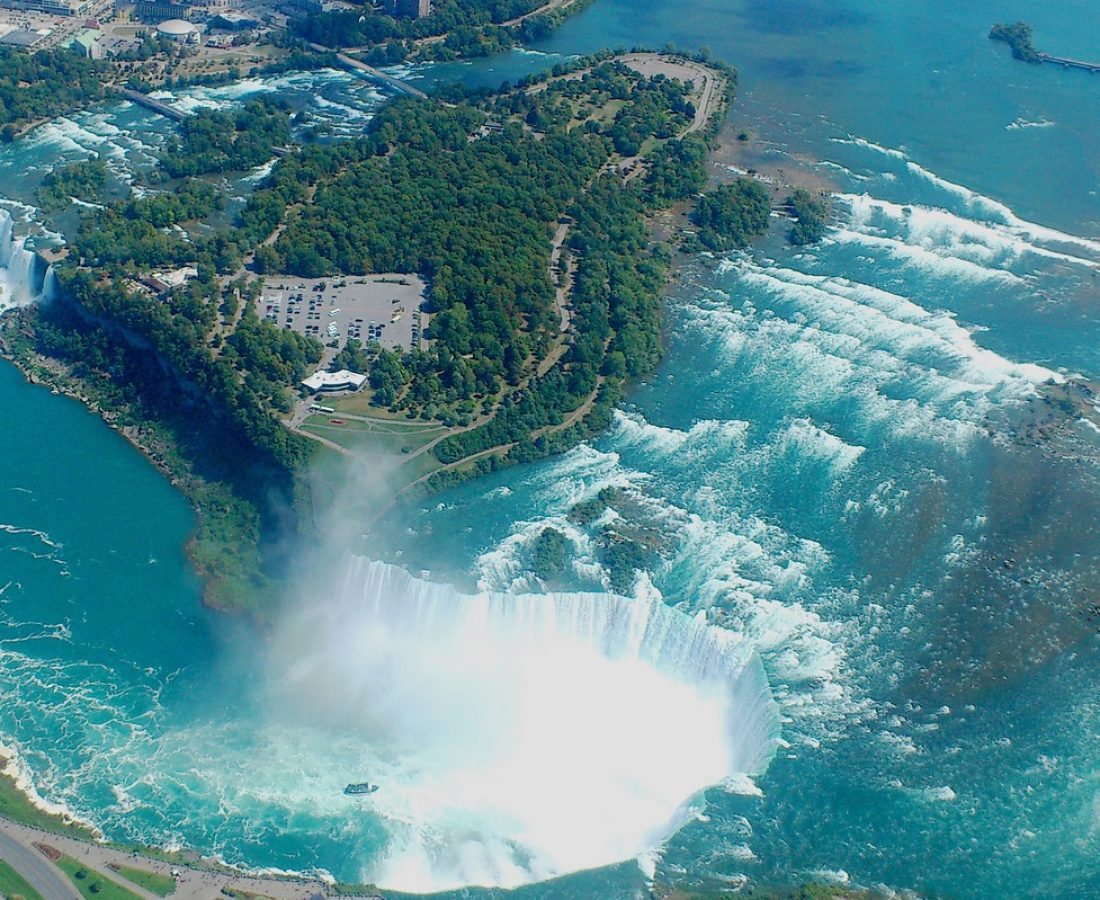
[0,329,273,619]
[0,51,833,900]
[0,748,99,841]
[0,749,348,897]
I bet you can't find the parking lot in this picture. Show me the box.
[257,274,429,356]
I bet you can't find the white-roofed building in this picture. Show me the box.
[156,18,198,40]
[302,369,368,394]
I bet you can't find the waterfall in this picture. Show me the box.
[0,208,52,312]
[41,265,57,302]
[272,557,781,890]
[0,208,12,267]
[332,557,781,774]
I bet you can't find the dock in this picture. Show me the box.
[308,44,429,99]
[1039,53,1100,73]
[120,88,188,122]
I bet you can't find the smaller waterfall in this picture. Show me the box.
[0,208,13,268]
[41,265,58,302]
[0,208,53,312]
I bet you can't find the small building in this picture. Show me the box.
[156,17,198,40]
[0,28,45,48]
[145,266,199,293]
[0,0,91,16]
[101,34,142,56]
[66,27,102,58]
[302,369,368,394]
[208,10,259,30]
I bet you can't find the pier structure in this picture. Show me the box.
[1039,52,1100,73]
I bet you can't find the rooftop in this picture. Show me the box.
[0,28,43,46]
[156,17,197,34]
[302,369,368,393]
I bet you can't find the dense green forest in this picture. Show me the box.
[785,189,829,245]
[255,59,711,459]
[270,101,607,410]
[36,158,110,212]
[292,0,588,62]
[0,47,111,139]
[9,51,736,603]
[691,178,771,251]
[160,100,292,178]
[990,22,1041,64]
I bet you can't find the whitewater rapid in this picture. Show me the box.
[270,557,780,891]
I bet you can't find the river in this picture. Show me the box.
[2,1,1100,896]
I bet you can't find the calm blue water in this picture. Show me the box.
[3,1,1100,896]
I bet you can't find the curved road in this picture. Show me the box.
[0,817,329,900]
[0,829,81,899]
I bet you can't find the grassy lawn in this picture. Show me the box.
[56,855,144,900]
[331,883,383,897]
[0,858,45,900]
[323,392,435,420]
[0,763,94,840]
[111,864,176,896]
[571,96,625,128]
[303,432,444,525]
[398,452,444,482]
[303,415,443,455]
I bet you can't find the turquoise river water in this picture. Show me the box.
[2,1,1100,897]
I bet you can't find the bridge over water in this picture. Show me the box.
[1039,52,1100,73]
[307,44,430,99]
[120,88,189,122]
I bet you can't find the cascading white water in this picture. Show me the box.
[0,208,13,267]
[271,557,781,892]
[40,266,57,302]
[0,208,51,312]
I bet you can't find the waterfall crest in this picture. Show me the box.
[335,557,781,773]
[273,557,781,890]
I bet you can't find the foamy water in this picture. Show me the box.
[269,558,779,891]
[3,36,1100,899]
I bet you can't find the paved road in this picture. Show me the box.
[501,0,579,26]
[0,828,81,899]
[0,817,330,900]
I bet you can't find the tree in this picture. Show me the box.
[786,189,829,245]
[253,245,281,274]
[691,178,771,251]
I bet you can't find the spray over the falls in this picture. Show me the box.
[270,557,781,892]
